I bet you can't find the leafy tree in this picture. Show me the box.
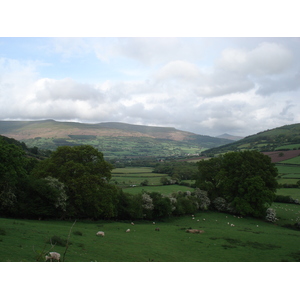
[149,192,172,220]
[196,151,278,217]
[32,145,117,219]
[0,137,28,215]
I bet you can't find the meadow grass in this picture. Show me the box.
[111,167,169,187]
[122,185,194,195]
[277,156,300,164]
[1,204,300,262]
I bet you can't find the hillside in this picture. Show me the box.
[202,123,300,156]
[0,120,232,159]
[216,133,243,141]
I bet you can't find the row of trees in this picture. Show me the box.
[1,135,279,220]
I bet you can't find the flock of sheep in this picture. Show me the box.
[45,214,257,262]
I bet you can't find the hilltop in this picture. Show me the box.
[202,123,300,156]
[0,119,232,159]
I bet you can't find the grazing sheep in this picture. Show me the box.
[126,229,130,233]
[230,224,235,227]
[96,231,105,237]
[45,252,60,262]
[153,222,155,225]
[155,227,160,231]
[131,222,134,225]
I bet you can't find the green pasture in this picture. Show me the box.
[276,165,300,175]
[111,167,167,186]
[122,185,194,195]
[276,144,300,150]
[1,204,300,262]
[277,156,300,165]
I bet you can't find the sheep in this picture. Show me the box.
[230,224,235,227]
[153,222,155,225]
[155,227,160,231]
[96,231,105,237]
[126,229,130,233]
[45,252,61,262]
[131,222,134,225]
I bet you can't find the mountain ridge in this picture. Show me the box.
[0,119,233,158]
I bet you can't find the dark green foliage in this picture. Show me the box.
[275,195,299,204]
[149,192,172,220]
[0,228,6,235]
[32,145,117,219]
[196,151,278,217]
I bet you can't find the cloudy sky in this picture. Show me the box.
[1,37,299,137]
[0,2,299,138]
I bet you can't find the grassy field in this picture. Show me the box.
[122,185,194,195]
[111,167,167,187]
[1,204,300,262]
[111,167,195,194]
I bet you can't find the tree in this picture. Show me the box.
[196,151,278,217]
[0,137,28,215]
[32,145,117,219]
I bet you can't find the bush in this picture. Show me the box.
[212,197,228,212]
[266,208,277,222]
[275,195,300,204]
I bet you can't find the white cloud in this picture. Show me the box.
[1,38,300,137]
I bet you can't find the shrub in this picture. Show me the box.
[194,188,211,211]
[212,197,228,212]
[266,208,277,222]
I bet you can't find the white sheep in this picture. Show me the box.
[96,231,105,237]
[126,229,130,233]
[131,222,134,225]
[45,252,61,262]
[230,224,235,227]
[153,222,155,225]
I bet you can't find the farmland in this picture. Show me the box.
[1,203,300,262]
[111,167,194,194]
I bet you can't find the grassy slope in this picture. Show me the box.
[202,123,300,156]
[1,205,300,262]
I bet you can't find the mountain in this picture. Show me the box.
[216,133,244,141]
[0,119,233,159]
[203,123,300,156]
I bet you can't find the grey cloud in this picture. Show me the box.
[34,78,104,103]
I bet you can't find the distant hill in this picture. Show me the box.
[0,120,233,159]
[216,133,244,141]
[203,123,300,156]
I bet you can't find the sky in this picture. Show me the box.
[1,3,299,138]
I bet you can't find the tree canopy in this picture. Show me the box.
[32,145,117,219]
[196,151,278,217]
